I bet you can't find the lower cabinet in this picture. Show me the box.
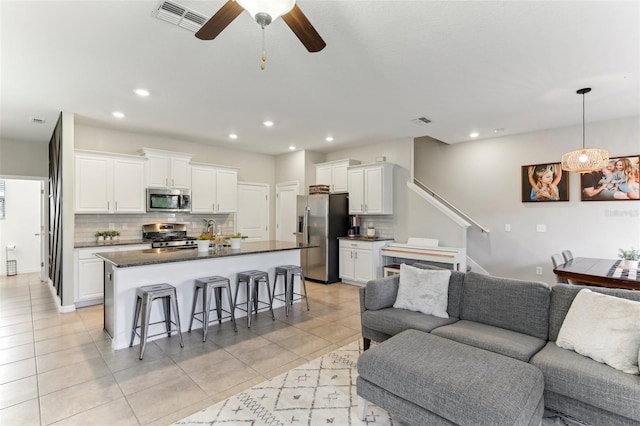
[338,239,388,286]
[74,244,150,307]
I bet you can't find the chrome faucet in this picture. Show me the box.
[204,218,218,235]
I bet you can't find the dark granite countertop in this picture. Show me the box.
[337,236,394,242]
[74,240,148,249]
[95,240,318,268]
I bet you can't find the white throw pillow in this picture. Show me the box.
[556,289,640,375]
[393,264,451,318]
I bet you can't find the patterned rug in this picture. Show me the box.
[174,340,586,426]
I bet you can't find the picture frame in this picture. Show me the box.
[580,155,639,201]
[521,162,569,202]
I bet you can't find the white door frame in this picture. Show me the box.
[276,181,300,242]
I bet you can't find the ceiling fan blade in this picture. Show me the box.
[281,4,326,53]
[195,0,244,41]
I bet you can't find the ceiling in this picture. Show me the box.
[1,1,638,155]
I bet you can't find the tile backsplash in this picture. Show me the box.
[359,216,395,239]
[74,213,235,243]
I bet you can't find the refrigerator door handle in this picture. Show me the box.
[303,207,310,244]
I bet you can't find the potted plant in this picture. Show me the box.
[196,233,212,253]
[95,231,105,243]
[112,230,120,242]
[230,233,242,250]
[618,248,639,270]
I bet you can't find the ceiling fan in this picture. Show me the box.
[195,0,326,53]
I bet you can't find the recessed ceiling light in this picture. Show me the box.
[263,120,274,127]
[112,111,125,119]
[288,145,296,151]
[469,132,479,138]
[134,88,150,97]
[229,133,238,140]
[325,136,334,142]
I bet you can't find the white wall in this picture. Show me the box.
[0,138,48,178]
[0,179,42,275]
[414,116,640,283]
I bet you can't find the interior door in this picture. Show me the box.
[237,182,269,241]
[276,182,299,242]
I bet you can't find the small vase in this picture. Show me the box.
[623,259,639,270]
[230,238,241,250]
[196,240,210,253]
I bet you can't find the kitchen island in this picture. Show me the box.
[96,241,316,350]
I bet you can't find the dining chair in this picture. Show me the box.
[562,250,574,263]
[551,254,569,284]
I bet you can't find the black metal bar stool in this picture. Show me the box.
[273,265,310,316]
[234,270,274,328]
[188,276,237,341]
[129,283,183,360]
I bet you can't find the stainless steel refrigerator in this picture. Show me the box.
[296,193,349,284]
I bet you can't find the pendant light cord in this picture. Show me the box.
[581,91,585,149]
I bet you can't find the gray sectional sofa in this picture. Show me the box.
[359,269,640,425]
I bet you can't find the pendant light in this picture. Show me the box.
[561,88,609,173]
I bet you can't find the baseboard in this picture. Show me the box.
[46,278,76,313]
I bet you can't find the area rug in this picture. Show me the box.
[175,340,586,426]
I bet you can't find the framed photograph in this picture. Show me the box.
[581,155,639,201]
[521,162,569,202]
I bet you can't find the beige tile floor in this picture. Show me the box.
[0,273,363,425]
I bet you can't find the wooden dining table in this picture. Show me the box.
[553,257,640,290]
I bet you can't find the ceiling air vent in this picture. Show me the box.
[31,118,46,124]
[411,117,432,126]
[155,1,209,32]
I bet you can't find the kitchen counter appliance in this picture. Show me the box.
[296,193,349,283]
[146,188,191,212]
[142,223,196,249]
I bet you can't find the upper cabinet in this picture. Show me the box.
[348,163,394,215]
[139,148,192,189]
[190,163,238,213]
[315,159,361,193]
[75,151,146,214]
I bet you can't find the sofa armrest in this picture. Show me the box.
[362,276,400,311]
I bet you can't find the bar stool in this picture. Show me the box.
[129,283,184,360]
[188,276,237,342]
[273,265,310,316]
[234,270,274,328]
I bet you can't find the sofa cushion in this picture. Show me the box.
[393,264,451,318]
[530,341,640,422]
[361,308,457,337]
[411,263,465,319]
[556,289,640,374]
[460,272,550,340]
[548,283,640,341]
[431,320,547,362]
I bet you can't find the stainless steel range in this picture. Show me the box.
[142,223,197,249]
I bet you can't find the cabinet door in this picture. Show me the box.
[339,247,355,281]
[316,165,332,190]
[190,166,216,213]
[77,258,105,301]
[146,156,171,187]
[216,169,238,213]
[332,164,349,193]
[75,155,112,213]
[364,166,383,214]
[348,169,364,214]
[170,158,191,188]
[113,159,146,213]
[354,249,374,283]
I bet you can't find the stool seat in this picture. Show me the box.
[273,265,309,317]
[189,275,237,341]
[130,283,183,360]
[234,270,274,328]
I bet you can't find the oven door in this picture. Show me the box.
[147,188,190,212]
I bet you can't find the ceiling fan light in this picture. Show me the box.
[561,148,609,173]
[237,0,295,23]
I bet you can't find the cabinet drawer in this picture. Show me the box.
[339,240,375,250]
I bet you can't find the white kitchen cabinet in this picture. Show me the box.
[190,163,238,213]
[348,163,394,215]
[139,148,192,189]
[74,244,150,307]
[338,239,388,286]
[315,159,361,193]
[75,151,146,214]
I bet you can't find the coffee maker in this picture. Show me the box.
[348,215,361,237]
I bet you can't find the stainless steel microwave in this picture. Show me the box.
[146,188,191,212]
